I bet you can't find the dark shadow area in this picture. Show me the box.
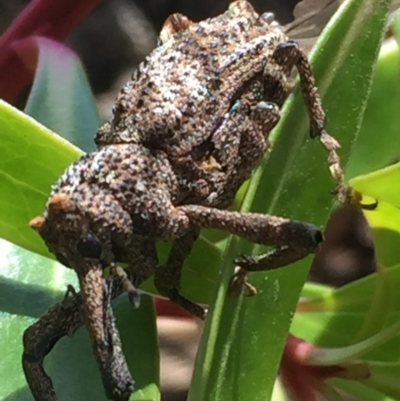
[310,205,376,286]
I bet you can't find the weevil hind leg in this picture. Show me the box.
[272,40,326,136]
[273,40,345,189]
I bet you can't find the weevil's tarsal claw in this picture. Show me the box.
[338,187,379,211]
[110,263,141,308]
[331,183,378,211]
[230,266,257,297]
[360,200,379,210]
[65,284,78,297]
[168,290,207,320]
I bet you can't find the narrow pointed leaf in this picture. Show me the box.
[190,1,391,400]
[21,36,100,152]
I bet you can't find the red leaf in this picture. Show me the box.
[0,0,102,101]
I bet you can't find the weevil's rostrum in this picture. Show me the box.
[23,1,342,400]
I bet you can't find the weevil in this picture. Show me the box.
[23,1,342,400]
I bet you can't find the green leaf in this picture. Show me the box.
[351,163,400,267]
[142,237,222,303]
[293,264,400,357]
[345,38,400,179]
[351,163,400,207]
[301,281,334,298]
[390,13,400,51]
[346,16,400,271]
[333,361,400,400]
[293,263,400,399]
[332,378,395,401]
[0,99,82,257]
[360,362,400,399]
[24,37,100,152]
[286,264,400,401]
[189,0,391,400]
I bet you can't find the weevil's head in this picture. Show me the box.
[30,155,133,271]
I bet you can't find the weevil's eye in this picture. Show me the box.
[76,234,103,259]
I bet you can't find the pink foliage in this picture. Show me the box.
[0,0,102,101]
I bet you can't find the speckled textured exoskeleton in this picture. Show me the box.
[23,1,342,400]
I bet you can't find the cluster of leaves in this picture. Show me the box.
[0,0,400,400]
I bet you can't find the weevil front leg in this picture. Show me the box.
[154,228,206,319]
[22,274,131,401]
[178,205,323,295]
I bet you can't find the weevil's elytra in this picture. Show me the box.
[23,1,343,400]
